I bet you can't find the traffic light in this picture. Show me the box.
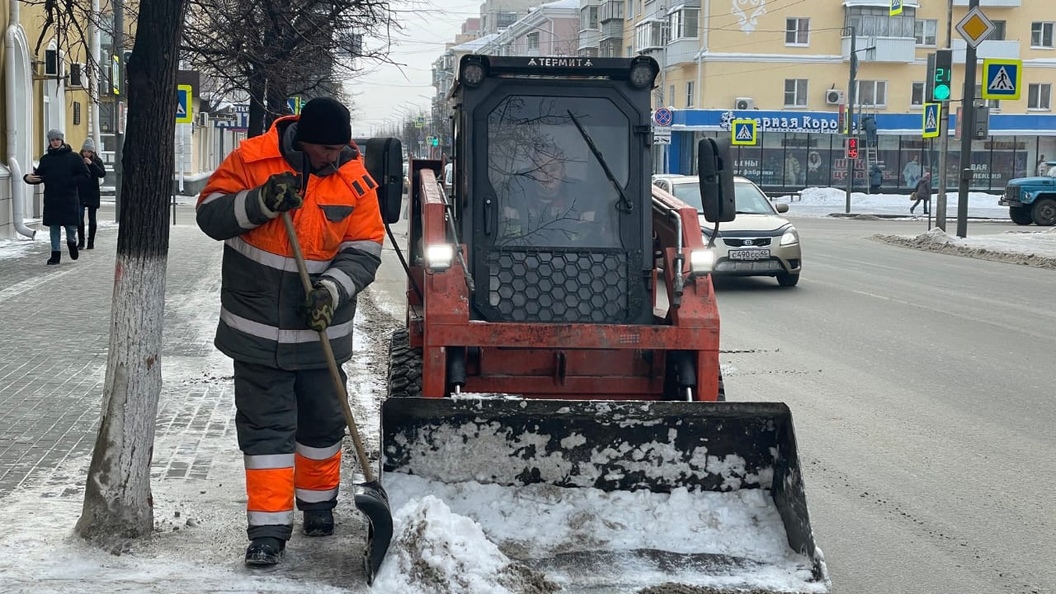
[431,136,439,147]
[847,137,859,159]
[933,49,953,102]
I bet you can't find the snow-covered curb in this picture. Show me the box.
[873,228,1056,269]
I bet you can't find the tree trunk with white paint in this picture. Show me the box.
[75,0,189,545]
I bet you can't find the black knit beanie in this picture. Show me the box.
[295,97,351,145]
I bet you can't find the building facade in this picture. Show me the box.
[429,0,1056,194]
[638,0,1056,192]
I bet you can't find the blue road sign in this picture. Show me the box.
[731,119,757,146]
[922,103,941,139]
[287,97,302,115]
[982,59,1021,100]
[176,84,193,124]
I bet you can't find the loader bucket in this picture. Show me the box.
[381,397,830,593]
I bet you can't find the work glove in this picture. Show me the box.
[259,172,303,213]
[304,280,337,332]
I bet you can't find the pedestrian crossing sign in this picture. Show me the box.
[922,103,941,139]
[981,59,1021,100]
[731,119,757,146]
[176,84,193,124]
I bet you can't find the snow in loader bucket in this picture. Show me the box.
[380,398,830,593]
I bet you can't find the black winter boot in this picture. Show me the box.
[47,251,60,265]
[67,241,79,261]
[77,223,85,249]
[303,509,334,536]
[87,223,97,249]
[244,537,285,566]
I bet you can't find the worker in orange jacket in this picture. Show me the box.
[196,97,384,566]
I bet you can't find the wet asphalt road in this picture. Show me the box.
[717,216,1055,594]
[370,212,1055,594]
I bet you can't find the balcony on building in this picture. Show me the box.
[635,18,665,60]
[841,35,916,62]
[952,38,1020,62]
[952,0,1020,6]
[842,2,919,63]
[579,28,601,54]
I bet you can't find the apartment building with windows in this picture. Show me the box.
[638,0,1056,191]
[430,0,1054,192]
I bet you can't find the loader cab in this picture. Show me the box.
[450,55,659,325]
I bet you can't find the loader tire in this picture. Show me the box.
[387,328,422,399]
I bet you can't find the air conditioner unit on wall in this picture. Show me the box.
[734,97,754,110]
[68,63,86,88]
[825,89,845,105]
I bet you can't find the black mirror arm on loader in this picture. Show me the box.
[567,110,634,214]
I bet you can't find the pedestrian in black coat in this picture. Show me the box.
[910,171,932,215]
[23,129,90,264]
[77,138,106,249]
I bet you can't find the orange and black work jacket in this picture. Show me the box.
[196,116,384,369]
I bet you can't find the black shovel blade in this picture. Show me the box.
[354,480,393,585]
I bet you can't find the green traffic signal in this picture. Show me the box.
[933,85,951,101]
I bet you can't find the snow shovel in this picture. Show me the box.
[281,211,392,584]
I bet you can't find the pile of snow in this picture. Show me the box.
[874,227,1056,269]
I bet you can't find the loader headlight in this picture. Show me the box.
[689,249,716,274]
[628,58,659,89]
[461,63,487,87]
[425,244,455,272]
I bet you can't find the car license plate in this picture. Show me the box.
[728,249,770,261]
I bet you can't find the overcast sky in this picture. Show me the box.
[346,1,483,136]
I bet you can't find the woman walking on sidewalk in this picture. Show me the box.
[910,171,932,215]
[77,138,106,249]
[24,129,89,265]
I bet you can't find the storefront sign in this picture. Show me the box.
[719,110,842,134]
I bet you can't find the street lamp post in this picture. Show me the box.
[843,26,875,214]
[956,0,981,238]
[844,26,857,214]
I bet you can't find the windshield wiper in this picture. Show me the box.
[566,110,634,214]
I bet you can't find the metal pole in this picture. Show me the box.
[936,0,953,231]
[113,0,124,222]
[90,0,101,153]
[845,26,857,214]
[956,0,980,238]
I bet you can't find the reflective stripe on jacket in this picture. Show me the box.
[196,116,384,369]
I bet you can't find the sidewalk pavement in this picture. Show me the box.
[0,209,400,592]
[0,211,233,501]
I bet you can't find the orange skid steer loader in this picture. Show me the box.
[374,55,830,592]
